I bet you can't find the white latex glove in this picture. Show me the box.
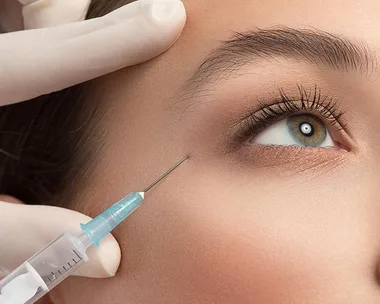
[0,0,186,279]
[0,0,187,106]
[0,200,120,279]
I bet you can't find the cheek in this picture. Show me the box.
[155,185,317,303]
[175,190,363,302]
[116,161,373,303]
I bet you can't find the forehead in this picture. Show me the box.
[160,0,380,96]
[181,0,380,42]
[96,0,380,122]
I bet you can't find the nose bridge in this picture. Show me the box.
[334,101,380,289]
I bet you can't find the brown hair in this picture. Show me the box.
[0,0,134,205]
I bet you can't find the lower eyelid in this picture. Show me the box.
[236,144,349,177]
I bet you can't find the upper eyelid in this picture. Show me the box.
[252,99,345,129]
[238,85,347,129]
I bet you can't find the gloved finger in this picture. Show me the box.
[20,0,92,29]
[0,0,186,106]
[0,201,121,279]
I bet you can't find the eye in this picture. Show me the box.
[252,114,334,147]
[232,85,348,151]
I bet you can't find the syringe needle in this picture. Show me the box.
[142,156,189,193]
[81,155,190,247]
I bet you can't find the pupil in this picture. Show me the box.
[299,122,314,137]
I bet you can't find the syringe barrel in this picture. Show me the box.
[0,232,88,304]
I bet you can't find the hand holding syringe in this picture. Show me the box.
[0,156,188,304]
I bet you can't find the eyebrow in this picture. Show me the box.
[175,27,376,104]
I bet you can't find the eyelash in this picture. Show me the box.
[234,85,347,144]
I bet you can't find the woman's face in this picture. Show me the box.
[52,0,380,303]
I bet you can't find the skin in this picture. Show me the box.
[47,0,380,303]
[0,0,23,32]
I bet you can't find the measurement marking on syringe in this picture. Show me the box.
[73,250,82,261]
[47,272,58,286]
[46,255,83,286]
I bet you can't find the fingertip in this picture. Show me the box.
[151,0,187,42]
[149,0,187,24]
[96,234,121,277]
[74,234,121,278]
[142,0,187,55]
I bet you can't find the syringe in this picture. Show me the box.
[0,156,188,304]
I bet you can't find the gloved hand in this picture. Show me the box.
[0,199,121,279]
[0,0,186,106]
[0,0,186,279]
